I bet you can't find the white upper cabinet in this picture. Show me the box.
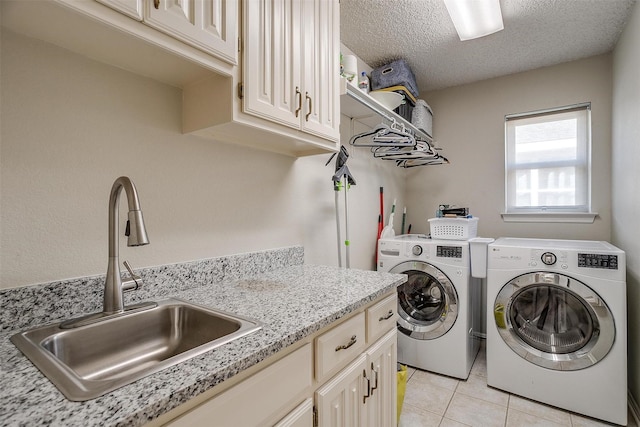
[243,0,300,129]
[243,0,340,142]
[2,0,339,156]
[96,0,143,20]
[300,0,340,140]
[144,0,238,64]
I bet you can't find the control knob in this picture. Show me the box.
[412,245,423,256]
[541,252,557,265]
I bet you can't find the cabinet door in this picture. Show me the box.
[166,344,312,427]
[145,0,238,64]
[315,354,367,427]
[243,0,301,130]
[300,0,340,141]
[365,329,398,427]
[274,398,314,427]
[96,0,143,19]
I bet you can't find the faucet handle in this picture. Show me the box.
[122,260,142,291]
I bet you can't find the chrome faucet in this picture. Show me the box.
[61,177,152,329]
[103,176,150,314]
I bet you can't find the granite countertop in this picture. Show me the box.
[0,263,404,426]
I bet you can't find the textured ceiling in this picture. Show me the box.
[340,0,637,92]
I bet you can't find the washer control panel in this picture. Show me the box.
[377,237,469,269]
[437,245,463,258]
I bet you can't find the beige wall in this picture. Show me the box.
[406,55,613,240]
[0,30,405,288]
[612,0,640,410]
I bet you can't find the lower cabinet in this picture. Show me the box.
[158,292,398,427]
[365,329,398,427]
[316,354,367,426]
[274,398,314,427]
[165,343,313,426]
[315,329,397,427]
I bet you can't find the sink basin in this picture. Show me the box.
[10,298,263,401]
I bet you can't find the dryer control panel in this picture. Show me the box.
[487,239,626,281]
[578,253,619,269]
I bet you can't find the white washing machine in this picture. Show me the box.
[378,235,480,379]
[486,238,627,425]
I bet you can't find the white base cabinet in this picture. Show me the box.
[274,398,314,427]
[315,354,367,427]
[316,330,397,427]
[154,293,398,427]
[165,343,313,427]
[365,329,398,427]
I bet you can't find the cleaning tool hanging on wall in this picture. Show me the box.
[375,187,385,265]
[326,146,356,268]
[401,206,407,235]
[380,198,397,239]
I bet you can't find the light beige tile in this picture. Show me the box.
[399,403,442,427]
[508,395,571,425]
[444,393,507,427]
[440,418,472,427]
[411,369,460,392]
[506,408,568,426]
[403,372,455,416]
[470,348,487,378]
[455,373,509,407]
[405,366,417,381]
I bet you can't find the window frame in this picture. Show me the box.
[501,103,597,224]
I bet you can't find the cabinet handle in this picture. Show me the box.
[370,362,379,394]
[335,335,357,352]
[379,310,394,321]
[154,0,159,9]
[295,87,302,118]
[363,369,371,403]
[305,92,312,121]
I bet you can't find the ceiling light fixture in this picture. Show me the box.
[443,0,504,41]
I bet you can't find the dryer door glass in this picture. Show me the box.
[509,285,593,354]
[391,261,459,340]
[494,272,615,371]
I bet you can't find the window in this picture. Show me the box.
[504,103,595,222]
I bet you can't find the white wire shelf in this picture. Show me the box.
[339,80,448,166]
[339,80,434,145]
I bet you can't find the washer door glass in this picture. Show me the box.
[390,261,458,340]
[494,272,615,371]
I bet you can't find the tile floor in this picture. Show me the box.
[398,341,638,427]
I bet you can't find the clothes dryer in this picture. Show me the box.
[378,235,480,379]
[486,238,627,425]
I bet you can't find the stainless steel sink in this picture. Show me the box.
[10,298,263,401]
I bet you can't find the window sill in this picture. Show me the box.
[501,212,598,224]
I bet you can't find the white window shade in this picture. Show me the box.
[504,104,592,216]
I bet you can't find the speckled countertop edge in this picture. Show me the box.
[0,251,405,426]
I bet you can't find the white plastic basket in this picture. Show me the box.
[428,217,479,240]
